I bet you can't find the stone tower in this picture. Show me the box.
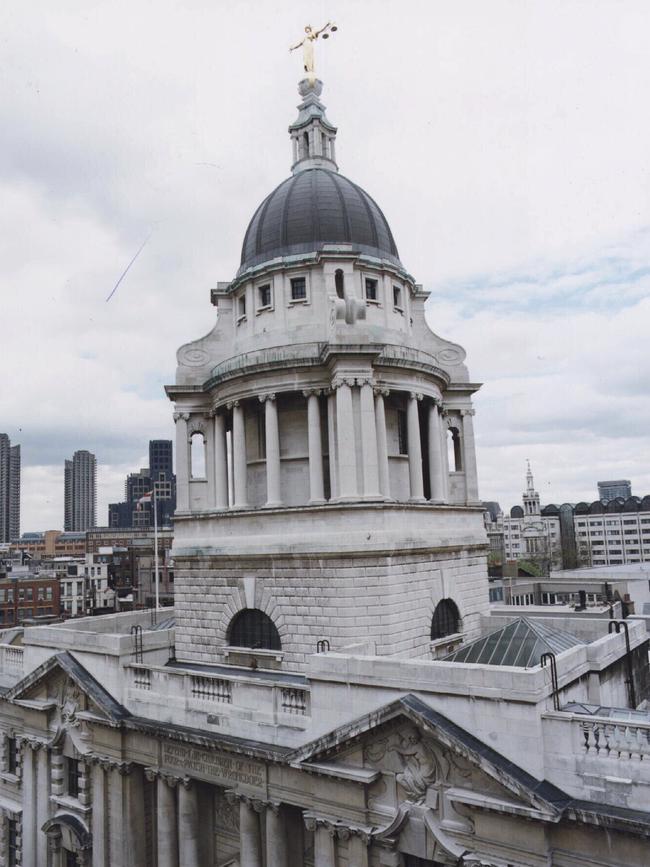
[166,78,490,669]
[523,460,541,516]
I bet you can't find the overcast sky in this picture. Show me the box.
[2,0,649,531]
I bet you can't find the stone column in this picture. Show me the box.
[304,390,325,504]
[21,743,36,867]
[214,411,229,509]
[148,772,178,867]
[124,765,145,867]
[205,413,216,507]
[239,798,263,867]
[327,392,338,500]
[440,410,450,501]
[428,399,445,503]
[231,401,248,508]
[347,831,370,867]
[265,803,288,867]
[92,763,108,867]
[178,779,200,867]
[359,379,380,499]
[373,388,390,499]
[335,379,358,499]
[461,408,480,503]
[407,392,425,502]
[35,747,49,866]
[312,822,336,867]
[261,394,282,507]
[174,412,190,511]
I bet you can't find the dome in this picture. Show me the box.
[238,167,401,275]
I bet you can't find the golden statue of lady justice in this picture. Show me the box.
[290,22,337,81]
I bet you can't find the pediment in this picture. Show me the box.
[5,651,130,729]
[293,694,568,821]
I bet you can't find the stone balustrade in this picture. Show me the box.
[0,644,24,680]
[125,664,310,744]
[579,717,650,761]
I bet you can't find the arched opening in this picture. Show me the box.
[302,131,310,159]
[431,599,460,640]
[335,269,345,299]
[227,608,281,650]
[190,432,206,479]
[321,132,328,157]
[447,427,462,471]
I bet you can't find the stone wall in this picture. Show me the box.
[173,547,489,670]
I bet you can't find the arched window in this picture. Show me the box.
[227,609,281,650]
[302,132,310,159]
[190,432,206,478]
[335,269,345,299]
[447,427,462,471]
[431,599,460,640]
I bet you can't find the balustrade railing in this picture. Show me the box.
[133,668,152,690]
[280,687,308,715]
[580,719,650,761]
[190,675,232,704]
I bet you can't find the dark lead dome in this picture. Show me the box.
[238,167,401,274]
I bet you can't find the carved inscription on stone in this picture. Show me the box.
[162,743,265,790]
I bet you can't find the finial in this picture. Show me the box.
[290,22,338,85]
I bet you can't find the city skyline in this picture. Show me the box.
[2,1,649,530]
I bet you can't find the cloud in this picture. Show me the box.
[1,0,650,529]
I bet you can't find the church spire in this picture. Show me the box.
[289,78,338,174]
[523,461,540,516]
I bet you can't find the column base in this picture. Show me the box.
[408,496,427,504]
[429,498,445,505]
[361,493,385,502]
[308,498,327,506]
[264,501,284,509]
[231,503,250,511]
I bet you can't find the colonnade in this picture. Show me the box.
[14,737,399,867]
[174,379,480,512]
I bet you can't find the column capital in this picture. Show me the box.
[258,392,276,403]
[431,397,444,409]
[173,411,190,422]
[207,408,218,418]
[460,407,476,417]
[303,814,337,835]
[226,399,240,410]
[373,386,390,397]
[331,376,356,390]
[356,375,375,387]
[409,391,424,401]
[302,388,322,398]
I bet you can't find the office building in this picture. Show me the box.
[0,435,20,543]
[598,479,632,501]
[64,450,97,531]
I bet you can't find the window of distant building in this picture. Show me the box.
[393,284,403,311]
[237,293,247,321]
[227,609,281,651]
[431,598,461,640]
